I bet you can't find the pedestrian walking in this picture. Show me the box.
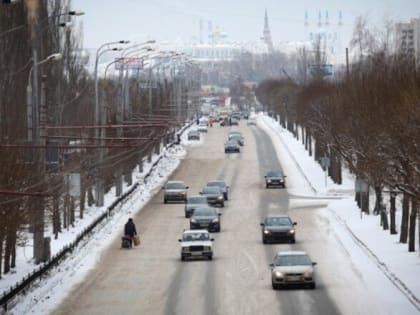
[124,218,137,248]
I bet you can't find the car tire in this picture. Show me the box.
[291,238,296,244]
[164,199,168,204]
[266,184,269,188]
[181,256,185,261]
[263,238,267,244]
[310,283,316,289]
[221,201,225,207]
[272,282,279,290]
[208,255,213,261]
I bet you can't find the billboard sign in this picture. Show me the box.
[114,57,144,70]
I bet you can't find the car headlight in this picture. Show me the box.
[274,271,284,278]
[303,270,313,279]
[212,217,219,223]
[267,179,271,183]
[190,218,197,223]
[289,229,295,234]
[182,247,188,252]
[218,196,224,200]
[181,191,187,195]
[263,229,271,234]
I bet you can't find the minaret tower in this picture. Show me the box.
[263,9,274,53]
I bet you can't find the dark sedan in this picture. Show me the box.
[265,171,286,188]
[200,186,225,207]
[190,206,222,232]
[206,180,229,200]
[224,140,240,153]
[184,195,209,218]
[261,215,297,243]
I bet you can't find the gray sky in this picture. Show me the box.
[72,0,420,50]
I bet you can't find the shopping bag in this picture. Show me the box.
[133,235,140,246]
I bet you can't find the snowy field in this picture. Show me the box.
[2,116,420,314]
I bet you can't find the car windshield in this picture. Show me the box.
[202,187,221,194]
[193,207,217,216]
[265,217,291,226]
[275,254,312,266]
[207,181,225,188]
[187,196,207,204]
[267,171,283,177]
[166,182,185,189]
[183,232,210,242]
[227,140,238,146]
[229,134,241,139]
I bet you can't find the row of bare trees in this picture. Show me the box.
[0,0,200,279]
[256,20,419,253]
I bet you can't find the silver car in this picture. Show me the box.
[270,251,317,290]
[163,181,189,203]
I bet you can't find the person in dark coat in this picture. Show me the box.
[124,218,137,248]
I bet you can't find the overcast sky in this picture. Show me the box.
[72,0,420,50]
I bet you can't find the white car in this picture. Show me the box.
[270,251,316,289]
[247,118,257,126]
[197,122,208,132]
[178,229,214,261]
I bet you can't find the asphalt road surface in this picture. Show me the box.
[54,121,391,315]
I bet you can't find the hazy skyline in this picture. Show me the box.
[72,0,420,49]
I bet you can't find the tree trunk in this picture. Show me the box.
[389,193,397,234]
[70,196,75,227]
[399,193,410,243]
[53,193,60,239]
[308,133,312,156]
[408,199,417,252]
[301,126,305,145]
[0,227,3,278]
[10,226,16,269]
[80,178,86,219]
[63,193,69,229]
[373,186,382,215]
[4,228,11,274]
[87,186,94,207]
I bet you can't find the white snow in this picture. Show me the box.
[1,116,419,314]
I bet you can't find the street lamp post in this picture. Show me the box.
[93,40,129,206]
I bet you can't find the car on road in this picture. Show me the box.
[190,206,222,232]
[184,195,209,218]
[230,118,239,125]
[247,118,257,126]
[264,170,286,188]
[224,140,240,153]
[179,229,214,261]
[200,186,225,207]
[206,180,229,200]
[228,133,244,146]
[270,251,317,289]
[163,181,189,203]
[197,121,208,132]
[187,130,200,141]
[261,214,297,243]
